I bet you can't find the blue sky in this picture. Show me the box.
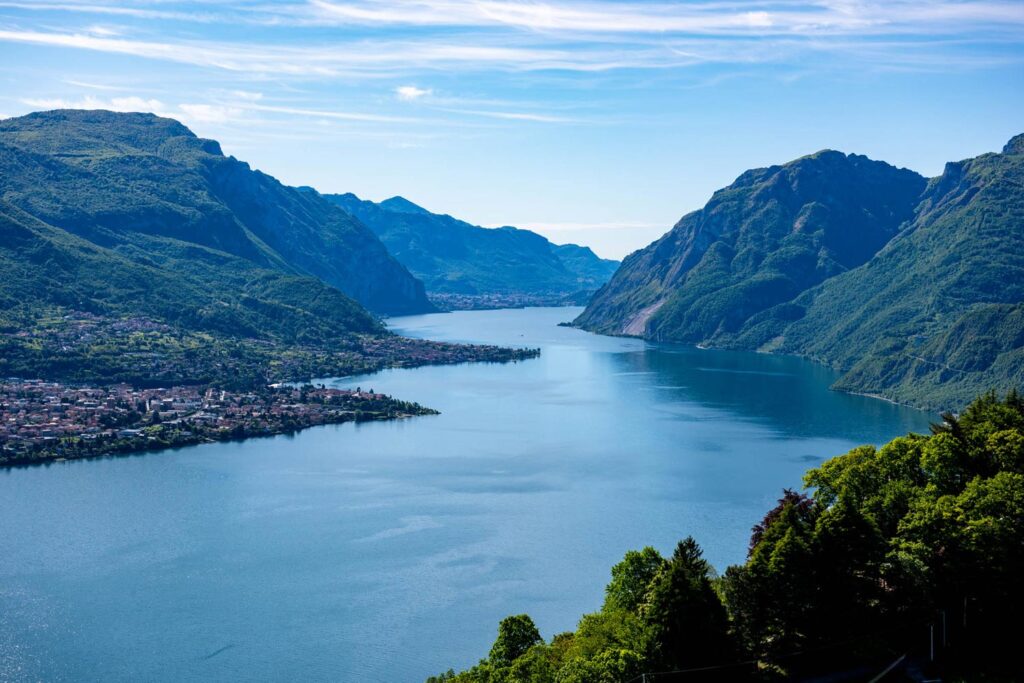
[1,1,1022,259]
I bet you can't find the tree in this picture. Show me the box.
[723,495,817,658]
[749,489,815,554]
[555,649,642,683]
[490,614,544,667]
[603,546,666,613]
[566,609,648,662]
[508,644,557,683]
[810,495,886,636]
[642,537,731,670]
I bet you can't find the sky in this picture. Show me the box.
[1,1,1023,259]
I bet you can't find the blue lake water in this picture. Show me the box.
[0,307,932,682]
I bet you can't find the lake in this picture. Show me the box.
[0,307,932,682]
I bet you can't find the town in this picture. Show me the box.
[0,379,437,467]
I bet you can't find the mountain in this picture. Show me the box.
[737,135,1024,408]
[576,138,1024,410]
[322,192,619,304]
[0,110,431,319]
[0,196,383,343]
[575,151,926,338]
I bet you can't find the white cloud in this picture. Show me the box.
[63,79,130,91]
[243,102,415,123]
[0,1,1020,82]
[17,96,249,128]
[177,103,243,124]
[0,29,590,76]
[395,85,431,100]
[230,90,263,101]
[20,95,173,117]
[436,107,577,123]
[0,1,224,23]
[8,0,1024,37]
[83,24,120,37]
[304,0,1024,34]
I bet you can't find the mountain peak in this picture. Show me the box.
[380,196,430,215]
[1003,133,1024,155]
[0,109,198,157]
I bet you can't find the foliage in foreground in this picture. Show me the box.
[431,391,1024,681]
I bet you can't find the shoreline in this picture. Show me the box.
[573,324,940,414]
[1,382,440,469]
[2,408,436,470]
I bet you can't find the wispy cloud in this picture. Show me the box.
[177,102,242,124]
[0,29,602,76]
[243,102,416,123]
[1,0,1021,83]
[435,107,579,123]
[17,95,255,129]
[82,24,121,37]
[8,0,1024,36]
[302,0,1024,35]
[0,1,226,23]
[230,90,264,101]
[63,79,132,91]
[21,95,174,117]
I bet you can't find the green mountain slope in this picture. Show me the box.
[322,192,619,299]
[574,151,925,338]
[0,196,383,343]
[738,135,1024,408]
[0,110,431,316]
[576,137,1024,410]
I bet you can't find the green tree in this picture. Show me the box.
[603,546,666,613]
[810,495,886,636]
[507,644,557,683]
[642,537,731,670]
[490,614,544,667]
[723,492,817,658]
[555,649,643,683]
[565,609,647,662]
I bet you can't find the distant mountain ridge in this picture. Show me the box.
[321,192,619,305]
[0,109,432,326]
[576,137,1024,410]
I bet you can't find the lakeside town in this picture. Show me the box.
[0,379,437,467]
[0,309,541,467]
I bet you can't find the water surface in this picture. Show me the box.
[0,307,932,682]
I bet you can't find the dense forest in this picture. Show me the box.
[432,392,1024,682]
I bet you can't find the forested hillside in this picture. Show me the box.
[740,135,1024,409]
[0,110,550,393]
[576,137,1024,410]
[0,109,432,319]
